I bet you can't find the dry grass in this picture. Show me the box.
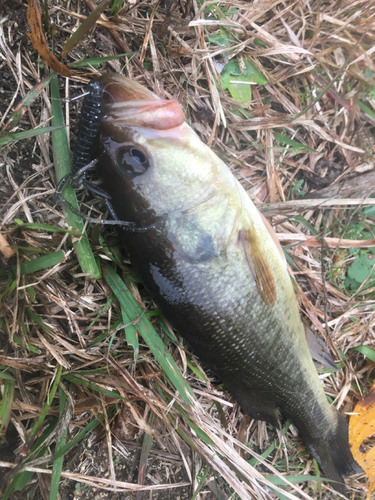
[0,0,375,498]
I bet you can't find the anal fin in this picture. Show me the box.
[223,379,280,427]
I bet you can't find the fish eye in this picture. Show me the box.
[115,145,150,176]
[130,148,147,164]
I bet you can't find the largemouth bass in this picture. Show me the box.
[93,73,360,493]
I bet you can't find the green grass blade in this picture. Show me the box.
[176,424,201,451]
[2,418,58,500]
[262,473,333,500]
[155,385,212,445]
[15,420,58,491]
[50,74,101,279]
[292,215,319,236]
[18,251,64,275]
[265,474,333,485]
[49,386,68,500]
[0,370,16,382]
[26,309,54,332]
[173,403,213,445]
[190,467,210,500]
[248,440,278,466]
[101,265,139,361]
[88,316,122,347]
[186,358,209,382]
[1,74,54,131]
[248,420,291,466]
[274,133,316,152]
[0,274,16,301]
[63,373,128,400]
[358,100,375,121]
[102,262,194,405]
[12,334,41,354]
[61,0,109,58]
[110,0,124,15]
[15,220,82,235]
[9,246,52,255]
[0,376,15,438]
[0,251,65,279]
[0,126,64,147]
[288,49,353,123]
[353,345,375,363]
[87,296,114,330]
[122,309,139,363]
[53,410,114,461]
[138,412,156,485]
[27,365,63,444]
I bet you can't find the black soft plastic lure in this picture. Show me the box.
[72,79,104,173]
[55,80,158,230]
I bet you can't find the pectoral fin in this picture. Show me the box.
[240,227,277,306]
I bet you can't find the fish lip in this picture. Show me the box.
[100,73,186,130]
[103,100,185,131]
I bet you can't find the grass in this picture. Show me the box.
[50,73,101,280]
[0,0,374,498]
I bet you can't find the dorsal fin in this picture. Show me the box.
[239,227,277,306]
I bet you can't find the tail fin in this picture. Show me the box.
[306,412,362,495]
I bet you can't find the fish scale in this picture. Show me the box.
[92,73,361,495]
[124,226,334,434]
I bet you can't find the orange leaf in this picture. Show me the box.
[349,383,375,499]
[27,0,75,77]
[0,233,15,259]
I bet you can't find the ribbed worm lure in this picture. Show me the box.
[55,79,161,231]
[55,80,106,216]
[72,79,104,173]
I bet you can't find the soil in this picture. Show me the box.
[0,0,372,499]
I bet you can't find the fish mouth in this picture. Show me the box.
[99,73,186,130]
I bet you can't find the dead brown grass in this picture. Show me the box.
[0,0,375,498]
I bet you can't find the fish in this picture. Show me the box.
[93,73,361,494]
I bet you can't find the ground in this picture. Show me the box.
[0,0,374,499]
